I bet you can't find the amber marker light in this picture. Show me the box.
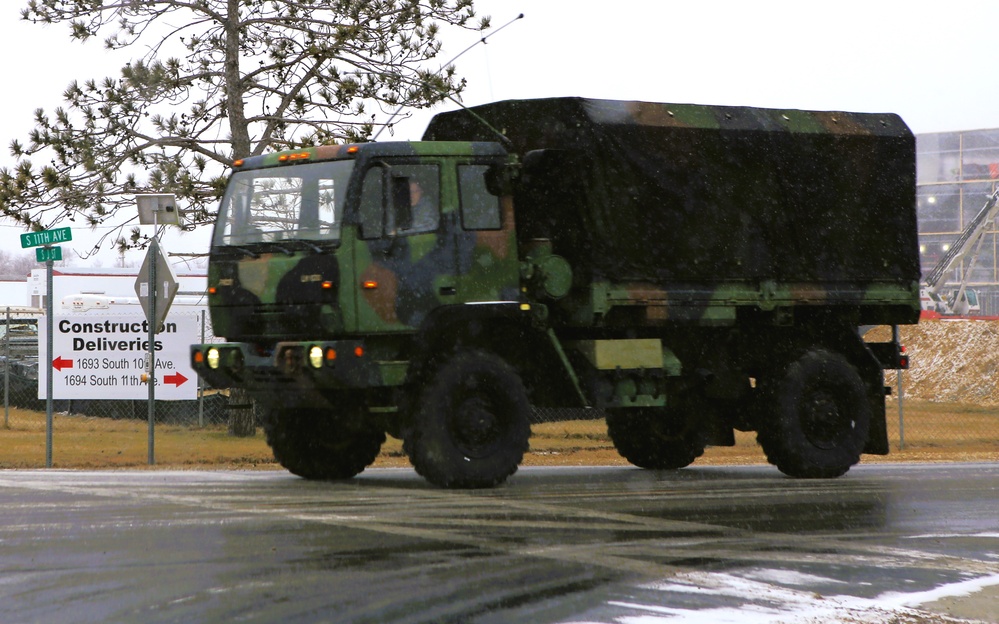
[208,286,217,295]
[278,151,310,162]
[193,350,204,364]
[233,159,245,167]
[325,347,337,362]
[362,280,378,289]
[322,281,334,290]
[354,346,364,357]
[347,145,360,154]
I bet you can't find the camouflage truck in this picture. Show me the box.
[191,97,919,488]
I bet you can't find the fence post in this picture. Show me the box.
[897,369,905,450]
[198,309,205,428]
[4,306,9,428]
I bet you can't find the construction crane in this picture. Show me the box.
[921,187,999,315]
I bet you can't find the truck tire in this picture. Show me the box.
[260,406,385,480]
[606,407,704,470]
[756,348,870,478]
[404,350,531,489]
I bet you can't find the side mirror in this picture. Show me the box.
[485,164,516,195]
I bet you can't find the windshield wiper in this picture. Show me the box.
[298,240,323,253]
[228,245,260,258]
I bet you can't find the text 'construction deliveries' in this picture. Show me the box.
[38,313,199,401]
[61,318,171,353]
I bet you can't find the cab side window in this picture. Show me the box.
[394,164,440,235]
[358,168,384,239]
[459,165,501,230]
[358,164,440,237]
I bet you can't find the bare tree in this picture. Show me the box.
[0,250,41,278]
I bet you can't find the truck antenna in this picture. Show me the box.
[373,12,525,141]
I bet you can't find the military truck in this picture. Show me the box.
[191,97,919,488]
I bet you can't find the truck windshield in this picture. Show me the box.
[214,160,355,247]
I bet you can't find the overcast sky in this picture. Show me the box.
[3,0,999,266]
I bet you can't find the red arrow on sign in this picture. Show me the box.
[164,372,188,387]
[52,356,74,371]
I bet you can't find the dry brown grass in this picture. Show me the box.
[2,398,996,470]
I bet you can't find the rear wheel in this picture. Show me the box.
[606,407,704,470]
[260,403,385,480]
[404,350,531,489]
[756,348,870,478]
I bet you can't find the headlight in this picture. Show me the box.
[207,348,221,369]
[308,346,323,369]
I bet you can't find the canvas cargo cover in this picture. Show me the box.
[424,97,920,286]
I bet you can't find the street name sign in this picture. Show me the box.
[20,227,72,248]
[35,246,62,262]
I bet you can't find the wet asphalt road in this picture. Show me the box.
[0,464,997,624]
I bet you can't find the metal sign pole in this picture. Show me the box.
[134,193,180,465]
[46,256,54,467]
[147,236,157,465]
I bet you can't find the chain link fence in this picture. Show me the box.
[2,307,228,426]
[2,311,997,468]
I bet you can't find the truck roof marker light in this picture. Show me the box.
[354,346,364,358]
[233,159,244,167]
[362,280,378,290]
[278,151,311,163]
[347,145,359,154]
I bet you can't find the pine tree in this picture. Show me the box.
[2,0,487,257]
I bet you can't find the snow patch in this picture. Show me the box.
[568,570,999,624]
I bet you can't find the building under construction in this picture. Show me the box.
[917,128,999,315]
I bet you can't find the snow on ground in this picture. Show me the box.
[566,569,999,624]
[886,319,999,406]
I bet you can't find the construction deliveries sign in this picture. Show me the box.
[37,312,198,401]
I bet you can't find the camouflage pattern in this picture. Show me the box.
[193,98,919,420]
[426,97,920,304]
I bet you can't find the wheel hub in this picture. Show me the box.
[802,391,852,450]
[450,397,501,458]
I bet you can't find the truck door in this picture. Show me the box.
[354,161,458,332]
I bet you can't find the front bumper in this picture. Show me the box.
[191,340,409,391]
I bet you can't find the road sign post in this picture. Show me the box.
[146,238,157,465]
[133,194,178,466]
[20,226,73,468]
[45,256,53,467]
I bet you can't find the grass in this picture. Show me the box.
[1,399,997,470]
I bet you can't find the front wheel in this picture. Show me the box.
[606,407,704,470]
[757,348,870,478]
[260,404,385,480]
[404,350,531,489]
